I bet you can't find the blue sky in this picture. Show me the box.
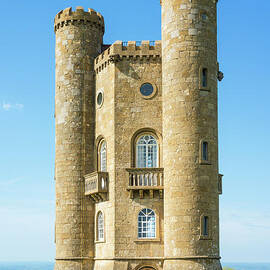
[0,0,269,263]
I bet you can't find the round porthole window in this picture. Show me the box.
[140,83,154,97]
[97,91,104,107]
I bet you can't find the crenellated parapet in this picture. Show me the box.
[54,6,104,33]
[95,40,161,74]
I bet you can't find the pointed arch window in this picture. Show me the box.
[97,211,104,241]
[138,208,156,239]
[99,140,107,172]
[136,135,158,168]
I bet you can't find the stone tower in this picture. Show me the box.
[53,2,223,270]
[54,6,104,270]
[162,0,222,270]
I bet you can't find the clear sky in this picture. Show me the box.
[0,0,269,263]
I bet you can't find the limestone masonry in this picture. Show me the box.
[54,1,224,270]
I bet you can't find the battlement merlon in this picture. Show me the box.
[94,40,161,73]
[54,6,104,33]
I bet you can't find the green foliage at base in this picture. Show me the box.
[223,267,235,270]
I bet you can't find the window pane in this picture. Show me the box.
[100,141,107,171]
[202,142,208,161]
[203,216,209,236]
[97,212,104,241]
[136,135,158,168]
[202,68,208,87]
[138,208,156,239]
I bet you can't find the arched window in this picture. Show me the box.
[136,135,158,168]
[99,140,107,172]
[138,208,156,239]
[97,211,104,241]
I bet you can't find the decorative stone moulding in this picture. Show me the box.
[139,82,158,100]
[94,40,161,74]
[54,6,105,33]
[84,171,109,202]
[126,168,164,199]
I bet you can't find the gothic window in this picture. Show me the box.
[138,208,156,239]
[202,141,208,161]
[99,140,107,172]
[202,68,208,88]
[136,135,158,168]
[97,211,104,241]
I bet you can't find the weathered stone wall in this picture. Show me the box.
[54,1,223,268]
[54,6,104,270]
[93,41,164,270]
[161,0,221,269]
[113,42,163,260]
[94,52,116,262]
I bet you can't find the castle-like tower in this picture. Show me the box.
[54,2,223,270]
[161,0,222,269]
[54,7,104,270]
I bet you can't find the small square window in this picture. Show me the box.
[202,13,208,21]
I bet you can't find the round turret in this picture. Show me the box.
[54,6,104,270]
[162,0,222,269]
[54,6,104,33]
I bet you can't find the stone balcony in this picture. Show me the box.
[84,171,108,202]
[126,168,164,199]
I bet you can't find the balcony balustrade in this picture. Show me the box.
[126,168,164,199]
[84,171,108,202]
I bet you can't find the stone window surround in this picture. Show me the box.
[130,128,163,168]
[136,134,158,168]
[96,88,104,109]
[199,213,212,240]
[96,136,108,172]
[134,207,161,243]
[134,264,158,270]
[199,66,210,92]
[199,139,212,165]
[138,80,158,100]
[95,210,106,243]
[99,139,107,172]
[199,10,209,22]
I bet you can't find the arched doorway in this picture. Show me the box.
[139,268,156,270]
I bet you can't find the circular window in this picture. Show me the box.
[140,83,154,97]
[97,91,104,107]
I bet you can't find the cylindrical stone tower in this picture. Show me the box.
[162,0,222,269]
[54,6,104,270]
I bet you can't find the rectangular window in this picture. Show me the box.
[202,68,208,88]
[203,216,209,236]
[202,141,208,161]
